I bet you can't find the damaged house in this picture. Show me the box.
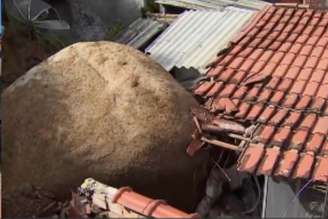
[190,4,328,218]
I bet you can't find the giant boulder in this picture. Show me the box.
[2,41,209,217]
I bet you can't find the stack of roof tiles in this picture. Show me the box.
[193,5,328,183]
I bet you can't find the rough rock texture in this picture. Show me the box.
[2,41,209,217]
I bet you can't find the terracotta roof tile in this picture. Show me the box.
[237,143,265,173]
[282,94,299,108]
[305,133,325,153]
[256,146,280,175]
[258,106,276,123]
[300,113,317,129]
[272,126,292,146]
[193,6,328,183]
[290,129,309,150]
[283,111,302,127]
[274,149,299,177]
[297,68,313,81]
[295,96,312,110]
[194,81,214,96]
[313,156,328,183]
[269,109,289,126]
[292,153,314,179]
[313,116,328,135]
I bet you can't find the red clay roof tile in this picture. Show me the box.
[289,43,302,54]
[256,125,275,144]
[235,102,251,119]
[317,84,328,99]
[194,81,214,96]
[275,149,299,177]
[267,77,281,90]
[246,104,264,121]
[230,71,248,84]
[258,89,273,102]
[297,68,313,81]
[257,146,280,175]
[238,143,265,173]
[245,87,261,101]
[290,129,309,150]
[232,86,248,99]
[310,69,325,83]
[320,142,328,155]
[282,94,299,108]
[305,133,325,153]
[292,55,307,67]
[258,106,276,123]
[270,91,285,104]
[300,113,317,129]
[272,127,292,146]
[292,152,314,179]
[313,116,328,135]
[206,82,224,97]
[218,84,237,98]
[313,156,328,183]
[285,66,301,79]
[311,97,325,111]
[269,109,289,126]
[283,111,302,127]
[290,80,306,94]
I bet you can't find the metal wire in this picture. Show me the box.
[282,179,313,217]
[242,176,261,215]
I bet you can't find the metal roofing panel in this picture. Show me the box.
[116,18,167,49]
[145,8,256,73]
[156,0,270,11]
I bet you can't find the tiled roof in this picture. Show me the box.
[193,5,328,183]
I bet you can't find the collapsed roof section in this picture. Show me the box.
[145,8,256,74]
[192,5,328,183]
[155,0,270,11]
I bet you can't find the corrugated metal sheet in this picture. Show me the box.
[155,0,270,11]
[116,18,167,49]
[145,8,256,73]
